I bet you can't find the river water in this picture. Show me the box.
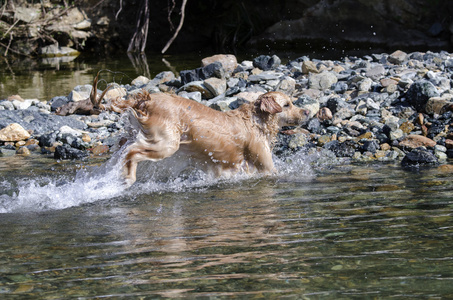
[1,52,453,298]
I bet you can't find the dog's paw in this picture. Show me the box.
[122,177,136,189]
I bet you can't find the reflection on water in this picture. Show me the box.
[0,52,205,101]
[0,151,453,298]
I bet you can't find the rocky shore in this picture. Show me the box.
[1,51,453,169]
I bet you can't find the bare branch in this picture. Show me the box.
[167,0,176,31]
[161,0,188,54]
[115,0,123,20]
[2,19,19,39]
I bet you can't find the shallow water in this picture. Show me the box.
[1,150,453,298]
[2,50,453,298]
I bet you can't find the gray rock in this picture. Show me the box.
[248,71,283,82]
[366,64,386,81]
[0,101,14,110]
[178,81,214,99]
[54,144,88,160]
[294,96,320,118]
[406,80,440,112]
[288,133,309,149]
[401,148,438,167]
[204,77,227,97]
[253,55,281,71]
[388,50,408,65]
[275,76,296,95]
[68,84,94,102]
[308,72,338,90]
[179,91,203,102]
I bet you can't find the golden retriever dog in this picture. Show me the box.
[91,78,310,186]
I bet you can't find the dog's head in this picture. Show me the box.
[256,92,310,127]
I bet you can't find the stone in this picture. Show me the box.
[59,125,83,137]
[248,71,283,82]
[288,133,309,149]
[49,96,70,112]
[307,118,321,133]
[87,120,114,128]
[317,135,331,146]
[91,144,109,155]
[324,140,357,157]
[68,84,93,102]
[399,135,437,149]
[302,60,319,74]
[356,100,367,115]
[438,164,453,172]
[202,54,238,74]
[180,62,225,85]
[235,91,263,103]
[15,6,40,23]
[0,123,31,142]
[54,144,88,160]
[276,76,296,95]
[294,96,319,118]
[389,129,404,141]
[380,78,398,87]
[253,55,281,71]
[358,78,373,92]
[16,147,31,156]
[332,81,348,93]
[445,139,453,149]
[11,99,35,110]
[146,71,176,87]
[203,78,227,97]
[179,81,214,99]
[0,148,16,157]
[401,148,438,167]
[399,121,415,134]
[105,86,127,100]
[74,19,92,30]
[406,80,440,112]
[308,72,338,90]
[179,91,203,102]
[208,97,245,111]
[388,50,408,65]
[425,96,453,115]
[366,65,386,80]
[415,113,424,125]
[131,76,150,87]
[317,107,333,122]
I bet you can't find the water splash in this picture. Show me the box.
[0,145,322,213]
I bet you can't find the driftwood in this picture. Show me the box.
[55,72,113,116]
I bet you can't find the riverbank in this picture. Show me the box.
[1,50,453,169]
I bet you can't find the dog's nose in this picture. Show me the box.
[302,109,310,118]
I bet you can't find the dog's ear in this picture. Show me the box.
[258,94,282,114]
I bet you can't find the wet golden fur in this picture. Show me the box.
[106,91,309,186]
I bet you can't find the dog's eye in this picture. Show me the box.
[284,103,290,108]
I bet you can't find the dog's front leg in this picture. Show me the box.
[123,148,141,187]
